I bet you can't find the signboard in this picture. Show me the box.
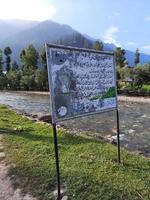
[46,44,117,122]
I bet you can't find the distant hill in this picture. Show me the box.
[0,19,150,66]
[0,20,93,63]
[0,19,38,40]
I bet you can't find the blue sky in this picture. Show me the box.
[51,0,150,54]
[0,0,150,54]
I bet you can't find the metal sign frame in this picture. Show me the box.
[46,43,118,124]
[45,43,121,200]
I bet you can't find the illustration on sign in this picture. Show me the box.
[46,44,117,122]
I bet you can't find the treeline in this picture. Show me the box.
[0,40,103,91]
[0,41,150,92]
[117,63,150,94]
[114,46,150,91]
[0,45,48,91]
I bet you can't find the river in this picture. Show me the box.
[0,91,150,157]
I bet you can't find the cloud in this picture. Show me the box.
[103,26,121,46]
[144,16,150,22]
[126,42,137,46]
[141,45,150,50]
[107,12,120,20]
[114,12,120,16]
[0,0,56,21]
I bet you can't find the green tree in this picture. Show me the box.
[35,69,49,91]
[20,45,39,90]
[20,44,39,71]
[11,60,19,71]
[141,64,150,85]
[0,49,7,90]
[134,48,140,66]
[41,49,47,70]
[0,49,3,75]
[7,69,21,90]
[20,75,36,90]
[0,74,7,90]
[130,66,144,88]
[20,49,26,68]
[93,40,104,51]
[114,47,126,68]
[4,46,12,72]
[39,49,49,90]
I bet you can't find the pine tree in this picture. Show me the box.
[134,48,140,66]
[93,40,104,51]
[0,49,3,75]
[20,45,39,90]
[114,47,126,68]
[4,46,12,73]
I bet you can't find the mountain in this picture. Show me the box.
[102,43,150,66]
[0,20,93,63]
[0,19,150,66]
[0,19,39,40]
[2,20,77,47]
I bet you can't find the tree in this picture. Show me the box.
[0,49,3,75]
[93,40,104,51]
[35,69,49,91]
[20,44,39,71]
[6,60,21,90]
[114,47,126,68]
[11,60,19,71]
[130,66,144,88]
[0,74,7,90]
[123,60,129,68]
[0,49,7,89]
[20,45,39,90]
[41,49,47,70]
[7,69,21,90]
[20,75,36,90]
[20,49,26,69]
[134,48,140,66]
[4,46,12,72]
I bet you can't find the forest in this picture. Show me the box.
[0,41,150,94]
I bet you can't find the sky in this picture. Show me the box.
[0,0,150,54]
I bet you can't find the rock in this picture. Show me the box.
[38,115,52,123]
[128,129,135,134]
[61,196,68,200]
[0,152,5,161]
[0,146,4,152]
[31,114,38,118]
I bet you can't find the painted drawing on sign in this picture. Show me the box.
[47,46,117,121]
[54,65,77,117]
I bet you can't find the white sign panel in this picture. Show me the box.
[46,44,117,122]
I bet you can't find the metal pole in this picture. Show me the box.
[52,123,61,199]
[116,109,121,163]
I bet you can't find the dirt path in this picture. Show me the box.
[0,135,37,200]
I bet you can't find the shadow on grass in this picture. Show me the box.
[0,127,102,146]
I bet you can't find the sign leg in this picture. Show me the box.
[52,123,61,199]
[116,109,121,163]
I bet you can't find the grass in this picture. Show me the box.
[141,85,150,92]
[0,105,150,200]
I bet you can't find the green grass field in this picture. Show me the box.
[0,105,150,200]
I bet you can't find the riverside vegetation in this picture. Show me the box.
[0,105,150,200]
[0,42,150,95]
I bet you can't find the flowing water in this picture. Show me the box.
[0,91,150,156]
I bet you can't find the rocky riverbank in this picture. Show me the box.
[6,104,150,158]
[118,95,150,103]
